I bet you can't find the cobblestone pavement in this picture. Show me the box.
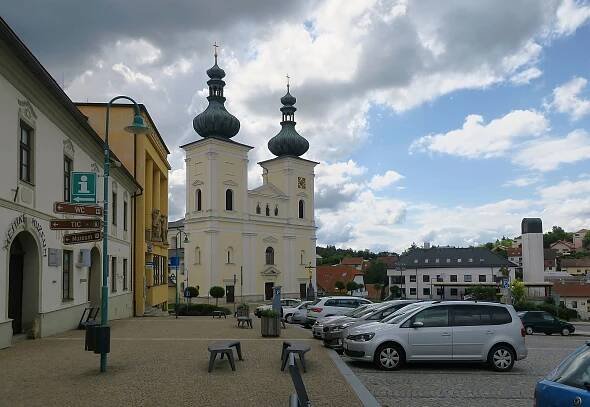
[0,317,361,407]
[345,334,586,407]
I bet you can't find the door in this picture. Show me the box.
[406,306,452,360]
[226,285,235,303]
[300,283,307,299]
[265,282,274,301]
[451,305,492,360]
[541,313,560,333]
[8,243,24,333]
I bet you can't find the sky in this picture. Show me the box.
[2,0,590,253]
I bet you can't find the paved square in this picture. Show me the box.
[345,334,585,406]
[0,317,361,407]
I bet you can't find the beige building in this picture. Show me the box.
[181,56,317,303]
[554,282,590,320]
[562,258,590,276]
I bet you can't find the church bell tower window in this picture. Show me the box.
[298,199,305,219]
[265,247,275,265]
[196,189,202,211]
[256,203,261,214]
[265,204,270,216]
[274,205,279,216]
[225,189,233,211]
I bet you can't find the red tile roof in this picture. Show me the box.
[506,247,522,257]
[316,265,360,294]
[340,257,364,266]
[553,282,590,297]
[551,240,575,250]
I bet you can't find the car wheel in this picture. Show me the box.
[488,345,515,372]
[525,326,534,335]
[374,343,404,371]
[561,328,571,336]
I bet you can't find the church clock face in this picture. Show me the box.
[297,177,306,189]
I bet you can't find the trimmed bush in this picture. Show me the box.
[260,309,279,318]
[514,301,579,321]
[209,286,225,306]
[177,303,231,316]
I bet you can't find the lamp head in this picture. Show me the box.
[183,235,189,244]
[124,113,150,134]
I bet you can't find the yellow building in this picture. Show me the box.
[76,103,171,315]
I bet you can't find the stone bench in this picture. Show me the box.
[208,343,236,372]
[212,310,226,319]
[237,316,253,328]
[281,342,311,373]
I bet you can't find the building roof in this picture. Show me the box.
[168,218,185,229]
[506,247,521,257]
[562,258,590,268]
[316,265,361,294]
[376,255,399,268]
[553,282,590,297]
[340,257,365,266]
[0,17,140,190]
[551,240,575,250]
[398,247,516,269]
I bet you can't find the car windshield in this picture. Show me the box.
[546,346,590,391]
[384,303,427,324]
[346,304,374,317]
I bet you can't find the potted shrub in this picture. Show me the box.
[260,309,280,337]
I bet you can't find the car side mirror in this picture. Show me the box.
[411,321,424,328]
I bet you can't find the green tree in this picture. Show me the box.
[364,260,387,284]
[335,281,345,293]
[510,280,526,306]
[209,286,225,306]
[583,231,590,249]
[389,285,401,299]
[465,285,497,301]
[499,266,509,277]
[346,281,359,295]
[543,226,572,248]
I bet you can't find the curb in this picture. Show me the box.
[328,349,380,407]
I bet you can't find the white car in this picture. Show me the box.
[308,297,373,337]
[287,301,313,324]
[343,301,527,372]
[312,303,377,339]
[254,298,302,317]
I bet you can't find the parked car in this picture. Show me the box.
[254,298,301,317]
[535,343,590,406]
[307,296,372,323]
[344,301,527,372]
[323,300,418,349]
[518,311,575,336]
[312,303,377,339]
[286,301,313,324]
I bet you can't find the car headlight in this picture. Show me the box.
[339,322,353,329]
[346,333,375,342]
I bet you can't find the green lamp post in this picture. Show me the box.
[100,96,149,373]
[173,229,189,318]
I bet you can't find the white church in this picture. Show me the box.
[180,54,318,302]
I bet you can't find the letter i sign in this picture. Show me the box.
[71,172,97,204]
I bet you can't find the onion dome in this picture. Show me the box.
[193,50,240,139]
[268,83,309,157]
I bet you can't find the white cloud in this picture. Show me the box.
[554,0,590,35]
[410,110,548,158]
[368,170,404,190]
[510,67,542,85]
[503,176,541,187]
[112,63,157,90]
[514,129,590,171]
[538,177,590,200]
[547,76,590,120]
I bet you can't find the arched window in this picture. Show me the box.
[226,247,233,264]
[195,189,202,211]
[265,247,274,265]
[298,200,304,219]
[256,203,261,214]
[265,204,270,216]
[225,189,233,211]
[300,250,305,265]
[274,205,278,216]
[195,246,201,265]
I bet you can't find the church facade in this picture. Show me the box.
[181,55,317,302]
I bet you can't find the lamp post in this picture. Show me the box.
[100,96,149,373]
[174,229,189,318]
[396,262,406,299]
[305,262,316,300]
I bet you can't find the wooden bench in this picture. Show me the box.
[208,343,236,372]
[212,310,226,319]
[237,316,253,328]
[281,342,311,373]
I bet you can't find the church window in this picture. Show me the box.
[225,189,233,211]
[195,247,201,265]
[256,203,261,214]
[265,247,274,265]
[226,247,233,264]
[274,205,278,216]
[265,204,270,216]
[300,250,305,265]
[298,200,305,219]
[196,189,202,211]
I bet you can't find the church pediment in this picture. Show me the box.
[261,266,280,277]
[248,182,287,199]
[262,236,278,244]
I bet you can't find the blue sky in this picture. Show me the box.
[3,0,590,252]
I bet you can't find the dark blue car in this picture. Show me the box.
[535,343,590,406]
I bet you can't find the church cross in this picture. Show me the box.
[213,42,219,63]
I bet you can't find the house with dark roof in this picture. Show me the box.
[387,247,517,300]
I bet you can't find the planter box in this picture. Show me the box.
[261,315,280,337]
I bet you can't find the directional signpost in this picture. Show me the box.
[71,172,97,204]
[54,202,103,217]
[50,219,102,230]
[63,230,102,245]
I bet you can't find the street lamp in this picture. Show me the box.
[396,262,406,299]
[100,96,149,373]
[305,262,316,300]
[173,229,189,319]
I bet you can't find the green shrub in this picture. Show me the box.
[260,309,279,318]
[209,286,225,306]
[177,303,230,316]
[514,301,579,321]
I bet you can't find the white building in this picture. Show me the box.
[387,247,516,300]
[0,19,136,348]
[181,56,317,302]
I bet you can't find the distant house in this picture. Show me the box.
[506,247,522,271]
[376,255,399,269]
[511,236,522,248]
[562,258,590,276]
[340,257,367,271]
[316,264,366,297]
[551,240,576,255]
[553,282,590,320]
[573,229,589,250]
[544,249,558,272]
[364,283,383,301]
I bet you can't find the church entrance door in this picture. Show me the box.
[264,282,274,301]
[226,285,235,303]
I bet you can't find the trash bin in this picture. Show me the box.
[85,321,100,351]
[93,325,111,355]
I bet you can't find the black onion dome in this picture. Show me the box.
[268,87,309,157]
[193,58,240,139]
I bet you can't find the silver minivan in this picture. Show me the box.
[343,301,527,372]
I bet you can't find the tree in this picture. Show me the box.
[335,281,345,293]
[364,260,387,284]
[209,286,225,306]
[499,266,509,277]
[583,231,590,249]
[389,285,401,299]
[346,281,359,295]
[543,226,572,248]
[465,285,497,301]
[510,280,526,306]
